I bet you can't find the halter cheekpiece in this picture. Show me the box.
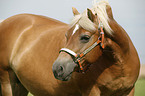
[59,18,104,73]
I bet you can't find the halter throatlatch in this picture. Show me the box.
[59,18,104,73]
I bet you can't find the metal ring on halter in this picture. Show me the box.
[100,32,104,34]
[98,23,103,29]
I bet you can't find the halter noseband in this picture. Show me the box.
[59,19,104,73]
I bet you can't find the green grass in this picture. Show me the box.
[135,78,145,96]
[28,93,33,96]
[28,79,145,96]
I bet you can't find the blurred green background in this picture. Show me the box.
[135,78,145,96]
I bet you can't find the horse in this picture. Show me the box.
[0,0,140,96]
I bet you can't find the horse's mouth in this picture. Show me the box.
[53,70,73,81]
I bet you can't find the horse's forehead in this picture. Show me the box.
[71,24,96,37]
[71,24,92,36]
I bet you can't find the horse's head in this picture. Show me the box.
[53,1,113,81]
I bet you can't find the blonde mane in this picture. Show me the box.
[71,0,113,35]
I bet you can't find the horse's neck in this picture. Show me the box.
[97,21,131,80]
[105,18,133,67]
[103,27,129,75]
[108,19,130,54]
[94,21,131,80]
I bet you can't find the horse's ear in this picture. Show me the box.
[87,8,95,22]
[72,7,80,16]
[106,5,114,19]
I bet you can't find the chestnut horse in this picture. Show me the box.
[0,0,140,96]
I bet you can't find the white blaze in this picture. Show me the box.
[72,24,79,35]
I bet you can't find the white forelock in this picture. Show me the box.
[70,0,113,35]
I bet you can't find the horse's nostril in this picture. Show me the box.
[57,66,64,76]
[58,66,64,72]
[60,66,63,71]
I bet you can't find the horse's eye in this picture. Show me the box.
[80,35,90,43]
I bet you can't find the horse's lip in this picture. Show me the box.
[62,72,73,81]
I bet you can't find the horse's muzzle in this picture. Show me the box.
[52,54,77,81]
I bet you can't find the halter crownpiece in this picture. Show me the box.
[59,18,104,73]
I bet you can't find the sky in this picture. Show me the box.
[0,0,145,64]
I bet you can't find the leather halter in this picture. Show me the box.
[59,19,104,73]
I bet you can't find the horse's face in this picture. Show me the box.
[52,8,103,81]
